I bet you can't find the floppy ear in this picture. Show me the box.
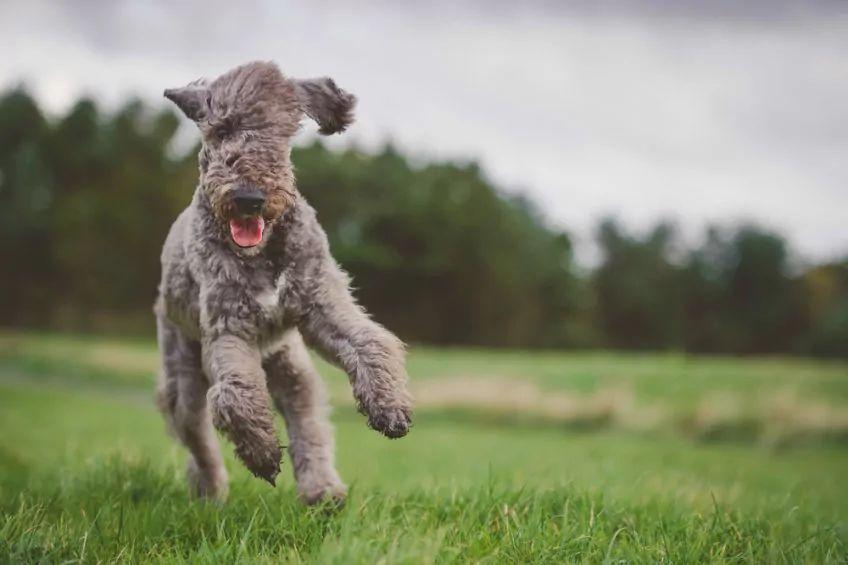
[294,77,356,135]
[163,80,209,122]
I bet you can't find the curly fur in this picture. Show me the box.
[156,61,412,503]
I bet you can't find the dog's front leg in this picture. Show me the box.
[203,334,283,484]
[298,261,413,438]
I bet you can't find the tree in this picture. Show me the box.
[593,219,683,349]
[0,88,55,325]
[0,89,843,357]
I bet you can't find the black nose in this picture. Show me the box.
[231,187,266,215]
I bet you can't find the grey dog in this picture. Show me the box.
[155,61,413,504]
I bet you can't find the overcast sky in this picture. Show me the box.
[2,0,846,264]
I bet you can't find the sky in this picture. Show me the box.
[1,0,846,264]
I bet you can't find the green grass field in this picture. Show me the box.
[1,332,846,562]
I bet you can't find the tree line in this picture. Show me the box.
[1,88,845,357]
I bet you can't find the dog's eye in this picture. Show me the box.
[213,126,231,140]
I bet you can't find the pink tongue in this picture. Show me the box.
[229,217,264,247]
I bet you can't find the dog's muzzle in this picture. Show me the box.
[228,185,267,248]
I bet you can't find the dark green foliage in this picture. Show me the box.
[593,221,842,355]
[682,225,814,354]
[801,260,848,358]
[0,89,845,356]
[593,219,684,349]
[296,144,585,347]
[0,89,196,332]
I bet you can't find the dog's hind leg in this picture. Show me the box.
[265,329,346,505]
[156,317,229,501]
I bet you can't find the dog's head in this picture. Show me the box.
[164,61,355,253]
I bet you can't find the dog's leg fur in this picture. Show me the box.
[265,329,346,505]
[156,317,229,501]
[299,260,413,438]
[203,334,283,484]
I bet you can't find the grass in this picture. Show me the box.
[0,331,846,562]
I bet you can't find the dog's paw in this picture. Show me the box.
[187,458,229,502]
[208,381,283,485]
[300,480,348,509]
[235,438,283,485]
[367,404,413,439]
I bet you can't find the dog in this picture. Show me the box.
[155,61,412,504]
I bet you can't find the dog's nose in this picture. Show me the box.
[231,187,266,216]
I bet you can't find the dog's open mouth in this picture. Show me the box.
[229,216,265,248]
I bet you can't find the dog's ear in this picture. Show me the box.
[164,80,209,122]
[294,77,356,135]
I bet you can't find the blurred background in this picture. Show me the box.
[1,2,847,559]
[1,0,847,356]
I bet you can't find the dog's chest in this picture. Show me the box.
[190,253,295,344]
[254,270,286,318]
[253,271,292,353]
